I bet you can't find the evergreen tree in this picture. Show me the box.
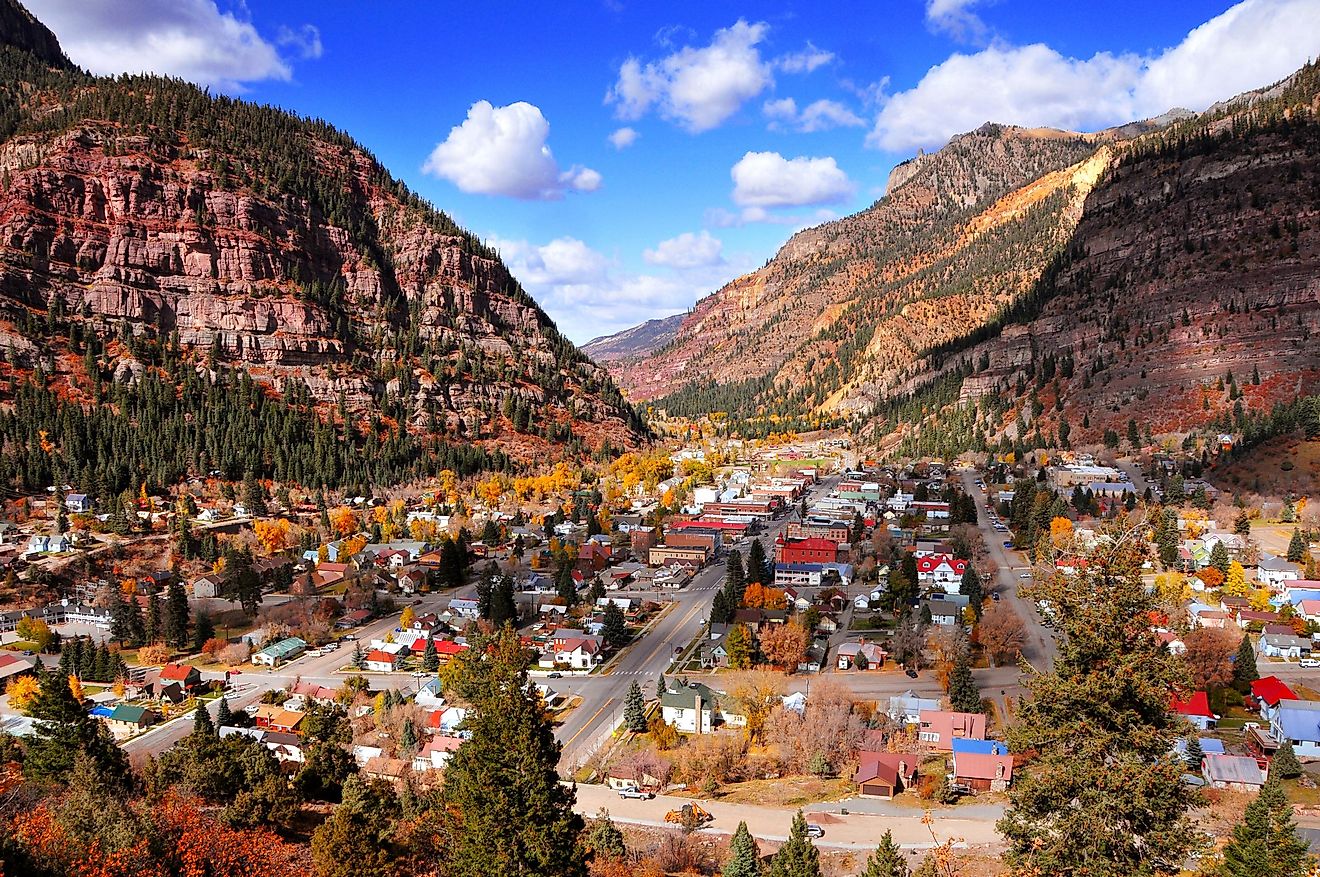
[959,565,983,617]
[999,523,1198,876]
[193,612,215,651]
[1184,737,1204,772]
[241,470,268,516]
[767,811,820,877]
[165,579,190,649]
[24,666,129,786]
[861,831,909,877]
[1211,541,1231,576]
[400,717,417,753]
[1219,777,1311,877]
[492,574,517,626]
[623,681,647,733]
[193,700,215,736]
[1288,529,1306,563]
[143,591,161,644]
[556,563,579,608]
[107,582,133,644]
[726,550,747,602]
[586,808,627,861]
[1283,499,1297,524]
[352,641,365,670]
[602,601,628,648]
[711,587,734,625]
[1235,510,1252,537]
[437,628,587,877]
[723,821,763,877]
[1272,741,1302,780]
[1233,634,1259,690]
[747,540,769,587]
[948,652,982,714]
[216,695,234,728]
[422,636,440,672]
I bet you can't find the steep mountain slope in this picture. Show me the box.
[581,313,685,364]
[0,1,644,494]
[608,62,1320,453]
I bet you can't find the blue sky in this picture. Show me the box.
[25,0,1320,342]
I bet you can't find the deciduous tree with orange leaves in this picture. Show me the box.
[254,518,291,554]
[329,506,358,538]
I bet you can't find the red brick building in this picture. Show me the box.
[776,536,840,564]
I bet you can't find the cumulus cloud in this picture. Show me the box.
[925,0,991,44]
[423,101,602,200]
[643,231,725,269]
[776,43,835,73]
[490,235,748,342]
[25,0,312,91]
[608,127,640,149]
[873,0,1320,153]
[763,97,864,132]
[731,151,855,208]
[606,19,773,132]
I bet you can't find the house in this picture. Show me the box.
[415,677,445,709]
[1251,676,1298,719]
[191,572,228,599]
[853,751,918,798]
[448,598,480,619]
[776,536,841,565]
[24,534,72,555]
[918,710,987,751]
[156,663,202,691]
[413,735,463,772]
[264,731,305,763]
[1270,700,1320,756]
[836,641,887,670]
[364,649,401,672]
[915,554,968,594]
[607,761,668,791]
[951,740,1013,791]
[699,635,730,669]
[251,637,308,667]
[1202,754,1267,791]
[104,704,157,739]
[924,599,963,626]
[888,690,941,725]
[362,756,410,785]
[65,492,92,513]
[253,705,305,734]
[1257,553,1301,589]
[423,706,468,735]
[337,608,374,629]
[1171,691,1217,730]
[547,637,603,670]
[0,653,36,683]
[660,681,723,734]
[1260,633,1310,659]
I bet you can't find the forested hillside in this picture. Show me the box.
[0,2,646,496]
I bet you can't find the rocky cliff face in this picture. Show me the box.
[606,62,1320,452]
[0,2,645,474]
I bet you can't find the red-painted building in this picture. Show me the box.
[776,536,840,565]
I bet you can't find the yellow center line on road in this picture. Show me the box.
[563,697,615,749]
[640,597,708,667]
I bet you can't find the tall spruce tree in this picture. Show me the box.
[948,652,982,714]
[726,550,746,600]
[1233,634,1259,690]
[1219,777,1311,877]
[1184,737,1204,772]
[767,811,820,877]
[1210,541,1231,576]
[861,830,909,877]
[624,681,647,733]
[1288,528,1307,563]
[602,602,627,647]
[193,700,215,736]
[999,520,1199,876]
[437,627,586,877]
[746,540,769,587]
[1272,741,1302,780]
[422,637,440,673]
[165,580,190,649]
[724,821,763,877]
[216,694,234,728]
[193,612,215,651]
[959,565,983,617]
[24,666,129,786]
[144,592,161,644]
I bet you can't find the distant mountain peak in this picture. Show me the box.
[0,0,71,69]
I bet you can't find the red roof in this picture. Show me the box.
[916,554,968,575]
[435,640,468,656]
[781,537,839,552]
[158,663,196,682]
[1251,675,1298,707]
[365,649,397,664]
[1171,691,1214,718]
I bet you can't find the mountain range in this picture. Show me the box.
[590,63,1320,454]
[0,1,645,494]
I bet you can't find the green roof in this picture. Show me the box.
[660,682,721,711]
[257,637,307,659]
[109,704,151,724]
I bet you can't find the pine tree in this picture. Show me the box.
[193,612,215,651]
[747,540,769,587]
[723,821,763,877]
[107,582,132,644]
[423,637,440,672]
[1233,634,1259,690]
[767,811,820,877]
[400,717,418,754]
[959,565,983,617]
[602,601,628,648]
[437,628,587,877]
[726,550,746,598]
[1219,777,1312,877]
[861,831,909,877]
[25,666,129,786]
[1184,736,1204,772]
[216,695,234,728]
[492,575,517,626]
[1235,510,1252,537]
[1272,741,1302,780]
[352,641,365,670]
[165,580,190,649]
[1288,529,1306,563]
[1210,541,1231,576]
[586,808,627,860]
[556,563,579,608]
[624,681,647,733]
[144,592,161,644]
[948,652,982,714]
[194,700,215,736]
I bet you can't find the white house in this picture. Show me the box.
[1257,554,1301,590]
[888,689,940,725]
[1272,700,1320,757]
[916,554,968,594]
[660,682,719,734]
[1260,633,1310,660]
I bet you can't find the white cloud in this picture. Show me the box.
[276,23,323,60]
[731,151,855,208]
[606,19,773,132]
[643,231,725,269]
[763,97,864,132]
[25,0,310,91]
[423,101,601,200]
[490,234,749,342]
[925,0,990,43]
[608,127,640,149]
[776,43,835,74]
[873,0,1320,153]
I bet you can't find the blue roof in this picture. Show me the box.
[951,739,1007,755]
[1287,590,1320,605]
[89,705,114,718]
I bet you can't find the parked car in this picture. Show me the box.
[1018,572,1032,579]
[548,672,563,678]
[618,788,653,800]
[1002,541,1014,549]
[991,593,1001,602]
[905,668,918,679]
[805,824,825,838]
[1301,658,1320,668]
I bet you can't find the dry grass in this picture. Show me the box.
[703,776,853,807]
[1216,432,1320,498]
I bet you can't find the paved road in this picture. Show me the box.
[959,471,1056,669]
[555,475,841,769]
